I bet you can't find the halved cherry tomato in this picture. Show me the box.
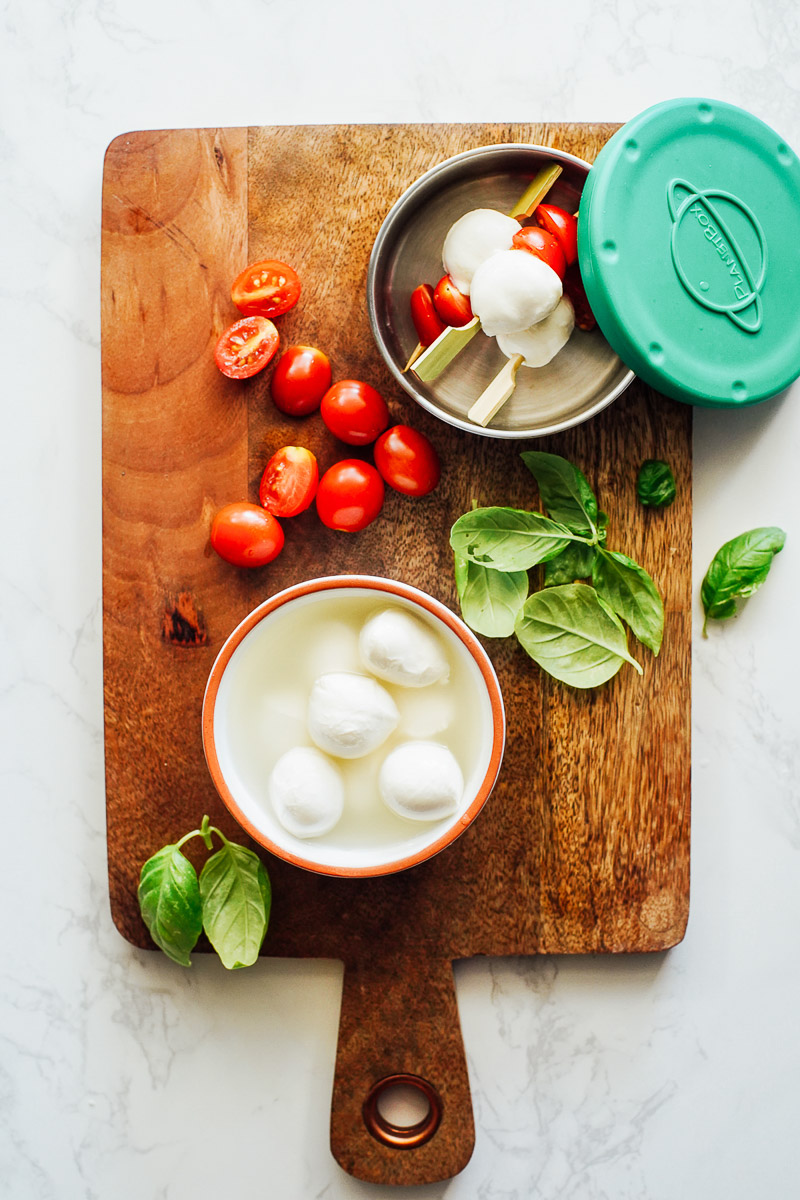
[270,345,331,416]
[410,284,446,347]
[214,316,279,380]
[534,204,578,266]
[259,446,319,518]
[511,226,566,279]
[432,275,473,327]
[210,502,284,567]
[374,425,441,497]
[320,380,389,446]
[562,263,597,331]
[231,259,301,319]
[315,460,384,532]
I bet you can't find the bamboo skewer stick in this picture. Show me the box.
[467,355,525,427]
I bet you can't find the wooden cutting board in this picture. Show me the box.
[101,123,691,1186]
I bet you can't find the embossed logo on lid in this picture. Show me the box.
[667,178,767,334]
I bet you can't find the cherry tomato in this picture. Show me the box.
[432,275,473,327]
[316,460,384,532]
[563,263,597,331]
[270,345,331,416]
[210,502,284,567]
[511,226,566,279]
[214,316,279,380]
[231,259,301,319]
[374,425,441,497]
[259,446,319,518]
[534,204,578,266]
[320,380,389,446]
[410,284,446,347]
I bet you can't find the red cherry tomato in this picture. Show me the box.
[534,204,578,266]
[231,259,301,318]
[410,283,446,347]
[315,460,384,532]
[511,226,566,280]
[210,502,284,567]
[270,345,332,416]
[214,316,279,380]
[374,425,441,497]
[320,380,389,446]
[432,275,473,327]
[259,446,319,518]
[563,263,597,331]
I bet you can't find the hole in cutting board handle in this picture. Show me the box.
[362,1074,443,1149]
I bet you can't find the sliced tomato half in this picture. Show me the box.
[214,316,280,379]
[231,259,301,318]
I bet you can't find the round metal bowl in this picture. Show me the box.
[367,143,634,440]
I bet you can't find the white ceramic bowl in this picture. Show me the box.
[202,576,505,877]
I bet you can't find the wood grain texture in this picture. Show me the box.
[102,123,691,1186]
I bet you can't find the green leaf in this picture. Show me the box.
[637,460,676,508]
[450,506,584,571]
[138,845,203,967]
[520,451,598,535]
[514,583,643,688]
[701,526,786,635]
[544,541,597,587]
[592,548,664,655]
[454,553,528,637]
[200,841,271,970]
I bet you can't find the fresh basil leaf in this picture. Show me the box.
[520,451,598,534]
[701,526,786,635]
[138,845,203,967]
[637,460,676,508]
[544,542,597,587]
[454,553,528,637]
[514,583,643,688]
[450,507,583,571]
[200,841,271,970]
[592,548,664,655]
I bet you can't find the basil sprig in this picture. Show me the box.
[637,460,676,508]
[138,816,271,969]
[451,452,664,689]
[701,526,786,635]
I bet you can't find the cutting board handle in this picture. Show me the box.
[330,955,475,1185]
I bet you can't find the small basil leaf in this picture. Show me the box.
[520,451,598,534]
[592,548,664,655]
[514,583,643,688]
[701,526,786,635]
[544,542,596,587]
[138,845,203,967]
[450,507,583,571]
[454,553,528,637]
[637,460,676,508]
[200,842,270,970]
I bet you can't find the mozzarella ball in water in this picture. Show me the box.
[496,296,575,367]
[469,249,562,336]
[268,746,345,838]
[307,672,399,759]
[359,608,449,688]
[379,741,464,822]
[442,209,521,295]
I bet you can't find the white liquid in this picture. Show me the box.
[212,589,495,871]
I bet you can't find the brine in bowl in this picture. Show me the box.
[202,576,505,877]
[367,143,633,439]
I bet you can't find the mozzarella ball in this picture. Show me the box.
[307,672,399,759]
[442,208,521,295]
[469,249,562,336]
[268,747,344,839]
[496,296,575,367]
[359,608,449,689]
[379,741,464,822]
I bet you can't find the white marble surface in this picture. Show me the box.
[2,1,799,1196]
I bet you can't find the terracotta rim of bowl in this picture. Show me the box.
[202,574,506,878]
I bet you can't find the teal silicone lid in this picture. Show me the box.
[578,98,800,407]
